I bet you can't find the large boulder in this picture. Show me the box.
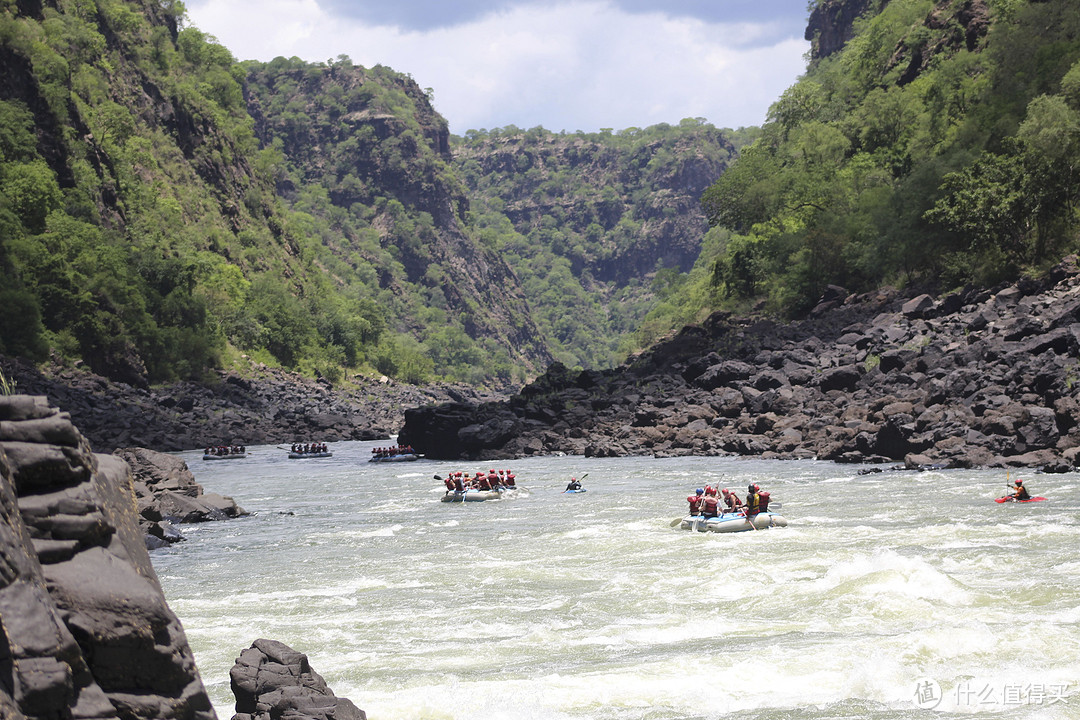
[230,639,365,720]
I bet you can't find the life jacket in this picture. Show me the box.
[454,477,465,492]
[702,496,719,517]
[687,495,703,513]
[444,478,455,491]
[758,491,770,512]
[745,492,760,514]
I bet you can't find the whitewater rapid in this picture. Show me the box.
[153,442,1078,719]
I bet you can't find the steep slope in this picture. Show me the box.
[242,58,551,384]
[0,0,549,388]
[691,0,1080,316]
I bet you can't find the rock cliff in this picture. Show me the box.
[806,0,883,61]
[399,256,1080,471]
[0,395,216,719]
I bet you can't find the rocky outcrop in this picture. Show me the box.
[806,0,882,61]
[0,358,503,453]
[400,256,1080,472]
[0,395,216,719]
[230,639,366,720]
[113,447,246,549]
[890,0,991,86]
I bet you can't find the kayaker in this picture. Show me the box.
[566,477,583,491]
[687,488,704,514]
[1010,479,1031,501]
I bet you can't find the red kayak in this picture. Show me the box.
[995,496,1047,503]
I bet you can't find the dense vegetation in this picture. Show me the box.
[9,0,1077,391]
[687,0,1080,317]
[0,0,750,387]
[0,0,550,387]
[453,122,753,367]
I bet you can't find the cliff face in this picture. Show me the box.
[806,0,884,60]
[0,395,215,720]
[0,2,549,388]
[455,127,734,283]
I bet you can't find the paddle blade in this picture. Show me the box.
[669,517,684,527]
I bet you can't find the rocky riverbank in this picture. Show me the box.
[0,395,365,720]
[0,394,217,719]
[400,256,1080,471]
[114,447,247,549]
[0,356,503,454]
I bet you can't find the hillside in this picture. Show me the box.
[660,0,1080,321]
[0,0,550,388]
[453,122,750,368]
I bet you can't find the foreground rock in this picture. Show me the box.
[401,257,1080,471]
[114,447,247,549]
[231,639,366,720]
[0,395,216,719]
[0,358,503,453]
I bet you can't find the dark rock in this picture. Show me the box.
[230,639,366,720]
[115,447,246,546]
[0,395,215,720]
[817,365,863,393]
[901,294,935,318]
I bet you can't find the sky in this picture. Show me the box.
[184,0,812,135]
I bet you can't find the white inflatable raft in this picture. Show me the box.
[679,511,788,533]
[440,487,521,503]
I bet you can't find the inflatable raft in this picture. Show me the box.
[369,453,421,463]
[441,487,520,502]
[288,451,333,459]
[202,452,247,461]
[679,511,788,533]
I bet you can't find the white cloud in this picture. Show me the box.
[186,0,808,133]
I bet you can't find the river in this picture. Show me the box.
[152,441,1079,719]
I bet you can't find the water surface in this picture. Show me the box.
[154,442,1079,719]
